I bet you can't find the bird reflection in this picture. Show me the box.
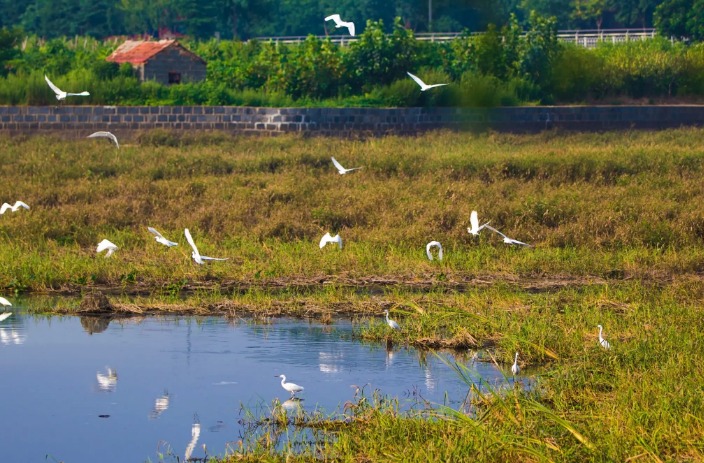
[184,414,201,462]
[281,398,303,411]
[318,351,343,373]
[96,367,118,392]
[424,365,436,391]
[149,390,170,419]
[385,346,395,369]
[0,328,25,345]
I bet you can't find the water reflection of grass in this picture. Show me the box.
[2,130,703,461]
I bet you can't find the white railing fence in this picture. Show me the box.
[251,28,658,48]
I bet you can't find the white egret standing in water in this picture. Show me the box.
[597,324,611,349]
[425,241,443,260]
[276,374,304,397]
[511,352,520,376]
[384,309,400,330]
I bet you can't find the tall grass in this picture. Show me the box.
[0,129,702,294]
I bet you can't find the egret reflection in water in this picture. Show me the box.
[96,367,118,392]
[149,390,170,420]
[184,414,202,462]
[0,327,25,345]
[318,351,343,373]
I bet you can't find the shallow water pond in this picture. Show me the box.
[0,307,512,463]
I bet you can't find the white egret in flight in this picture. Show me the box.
[597,324,611,349]
[384,309,400,330]
[467,210,490,236]
[331,157,362,175]
[96,239,118,257]
[426,241,443,260]
[407,72,449,91]
[484,225,532,247]
[0,201,29,214]
[148,227,178,247]
[87,131,119,148]
[44,75,90,100]
[511,352,520,375]
[184,228,228,264]
[276,374,304,397]
[325,14,355,36]
[319,232,343,250]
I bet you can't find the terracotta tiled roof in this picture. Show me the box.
[106,40,204,65]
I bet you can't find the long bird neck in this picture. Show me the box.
[514,353,518,363]
[280,376,287,386]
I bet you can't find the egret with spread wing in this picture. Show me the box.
[325,14,355,36]
[45,75,90,100]
[148,227,178,247]
[87,131,119,148]
[407,72,449,91]
[184,228,228,264]
[331,157,362,175]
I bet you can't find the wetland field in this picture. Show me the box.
[1,129,703,461]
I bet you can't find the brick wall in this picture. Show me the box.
[1,105,704,137]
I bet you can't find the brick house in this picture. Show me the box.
[106,40,206,85]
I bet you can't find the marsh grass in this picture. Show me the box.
[3,129,704,461]
[0,129,702,295]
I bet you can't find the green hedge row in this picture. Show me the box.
[2,16,704,107]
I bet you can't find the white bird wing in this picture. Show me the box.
[483,224,508,239]
[88,131,119,148]
[319,232,333,248]
[0,203,12,214]
[96,239,117,253]
[66,91,90,97]
[509,238,531,247]
[0,312,11,322]
[44,75,63,96]
[13,201,29,210]
[331,157,346,173]
[200,255,228,261]
[148,227,166,240]
[347,21,355,36]
[425,83,449,90]
[469,210,479,233]
[333,234,342,249]
[184,228,200,258]
[325,14,342,25]
[0,297,11,306]
[406,72,428,89]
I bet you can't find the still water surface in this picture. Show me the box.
[0,309,510,463]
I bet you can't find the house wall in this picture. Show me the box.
[143,47,206,85]
[1,106,704,137]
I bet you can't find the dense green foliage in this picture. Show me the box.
[2,20,704,106]
[0,0,685,39]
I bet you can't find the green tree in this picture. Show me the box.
[608,0,658,28]
[572,0,610,29]
[0,27,22,76]
[655,0,704,41]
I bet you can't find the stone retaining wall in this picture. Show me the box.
[1,105,704,136]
